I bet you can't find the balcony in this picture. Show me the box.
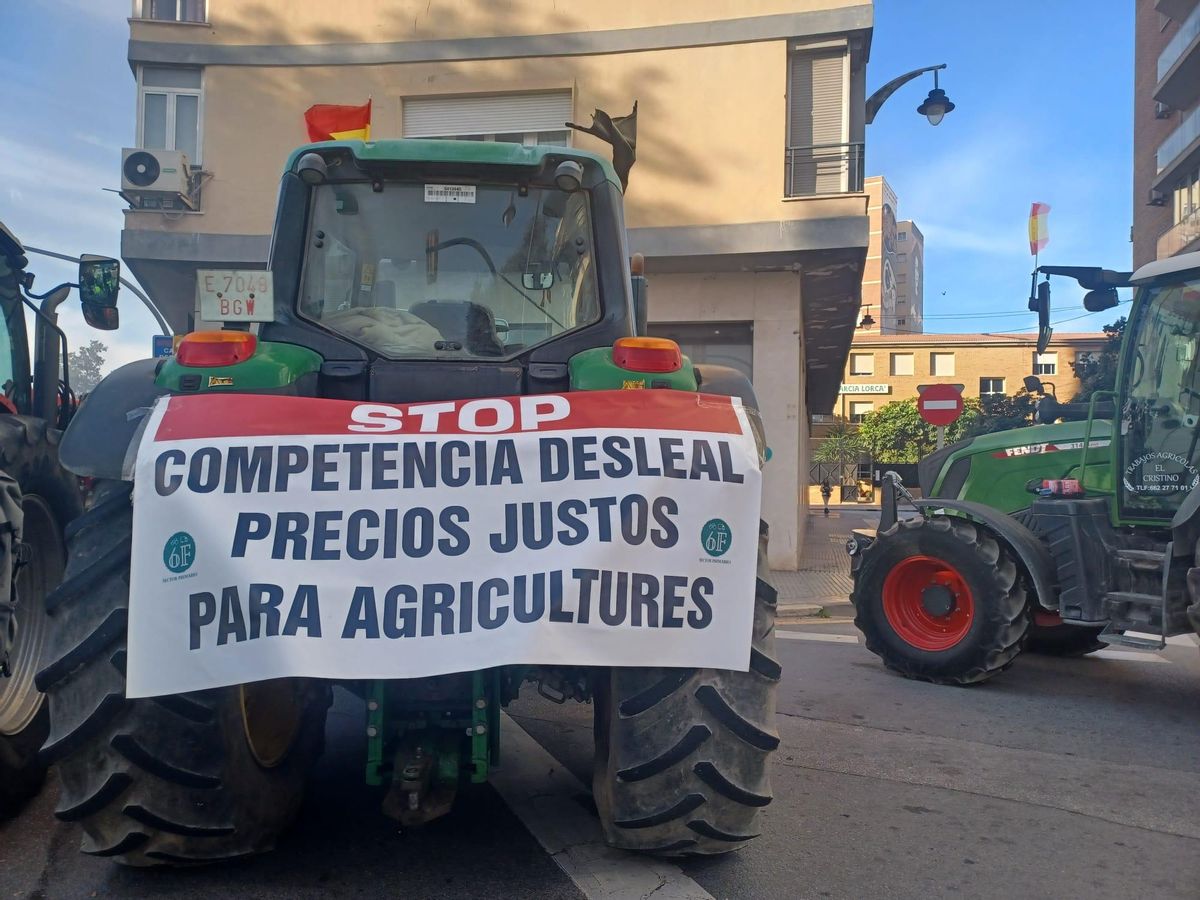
[784,142,864,197]
[1158,209,1200,258]
[1157,0,1199,22]
[1155,104,1200,189]
[1156,2,1200,108]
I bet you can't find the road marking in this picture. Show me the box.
[777,630,860,644]
[493,712,714,900]
[1092,649,1170,664]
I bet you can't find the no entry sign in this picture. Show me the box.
[917,384,964,427]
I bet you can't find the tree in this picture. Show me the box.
[812,416,865,463]
[966,389,1037,437]
[856,398,981,463]
[67,339,107,395]
[1070,316,1125,402]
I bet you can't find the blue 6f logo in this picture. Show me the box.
[701,519,732,557]
[163,532,196,574]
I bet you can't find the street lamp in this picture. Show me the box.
[866,64,955,126]
[858,306,876,329]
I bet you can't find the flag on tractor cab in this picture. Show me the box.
[304,100,372,142]
[1028,201,1050,255]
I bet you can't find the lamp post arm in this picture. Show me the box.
[865,63,947,124]
[24,245,171,336]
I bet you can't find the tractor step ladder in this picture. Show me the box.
[1097,546,1169,651]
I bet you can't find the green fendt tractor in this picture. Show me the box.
[0,224,120,813]
[36,136,780,864]
[849,254,1200,683]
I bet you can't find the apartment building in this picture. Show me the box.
[120,0,875,568]
[1134,0,1200,265]
[836,331,1108,423]
[858,175,923,334]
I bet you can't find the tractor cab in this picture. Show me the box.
[1110,253,1200,523]
[250,140,646,406]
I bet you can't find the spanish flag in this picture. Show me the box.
[304,100,372,142]
[1028,201,1050,256]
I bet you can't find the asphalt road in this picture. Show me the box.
[2,515,1198,898]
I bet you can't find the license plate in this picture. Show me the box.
[196,270,274,323]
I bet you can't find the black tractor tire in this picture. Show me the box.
[37,479,330,865]
[1025,622,1106,656]
[851,516,1027,685]
[593,521,778,856]
[0,417,82,816]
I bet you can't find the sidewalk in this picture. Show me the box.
[771,510,863,622]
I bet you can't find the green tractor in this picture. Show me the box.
[849,254,1200,683]
[0,225,121,813]
[36,137,780,864]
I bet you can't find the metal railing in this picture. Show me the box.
[785,142,864,197]
[1158,207,1200,258]
[1159,1,1200,81]
[1157,104,1200,174]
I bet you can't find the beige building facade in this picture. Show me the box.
[837,331,1108,423]
[120,0,876,568]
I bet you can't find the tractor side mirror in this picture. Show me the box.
[77,255,120,330]
[1023,375,1045,394]
[1083,286,1120,312]
[1029,279,1052,354]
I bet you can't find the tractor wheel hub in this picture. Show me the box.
[921,584,956,617]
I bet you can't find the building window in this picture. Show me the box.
[896,318,906,327]
[137,66,203,164]
[647,322,753,381]
[930,352,955,376]
[1034,352,1058,375]
[980,377,1005,398]
[141,0,206,22]
[897,231,907,242]
[849,352,874,375]
[403,92,573,147]
[1173,168,1200,225]
[890,353,914,375]
[849,401,873,423]
[785,44,855,195]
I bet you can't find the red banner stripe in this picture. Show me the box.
[151,391,745,442]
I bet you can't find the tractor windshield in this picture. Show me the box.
[299,180,600,358]
[1118,275,1200,517]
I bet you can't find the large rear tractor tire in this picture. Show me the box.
[0,417,81,816]
[593,521,779,855]
[851,516,1027,685]
[37,480,330,865]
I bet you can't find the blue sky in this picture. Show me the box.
[0,1,1135,373]
[867,0,1135,335]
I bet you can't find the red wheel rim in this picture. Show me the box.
[882,555,974,651]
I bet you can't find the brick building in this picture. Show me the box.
[859,176,924,334]
[1134,0,1200,265]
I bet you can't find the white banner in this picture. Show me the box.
[126,390,763,697]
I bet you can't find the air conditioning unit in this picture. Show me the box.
[121,148,195,210]
[1155,102,1173,120]
[1147,188,1168,207]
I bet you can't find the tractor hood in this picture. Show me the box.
[920,419,1114,512]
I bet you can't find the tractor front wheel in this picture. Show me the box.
[36,480,330,865]
[851,516,1027,685]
